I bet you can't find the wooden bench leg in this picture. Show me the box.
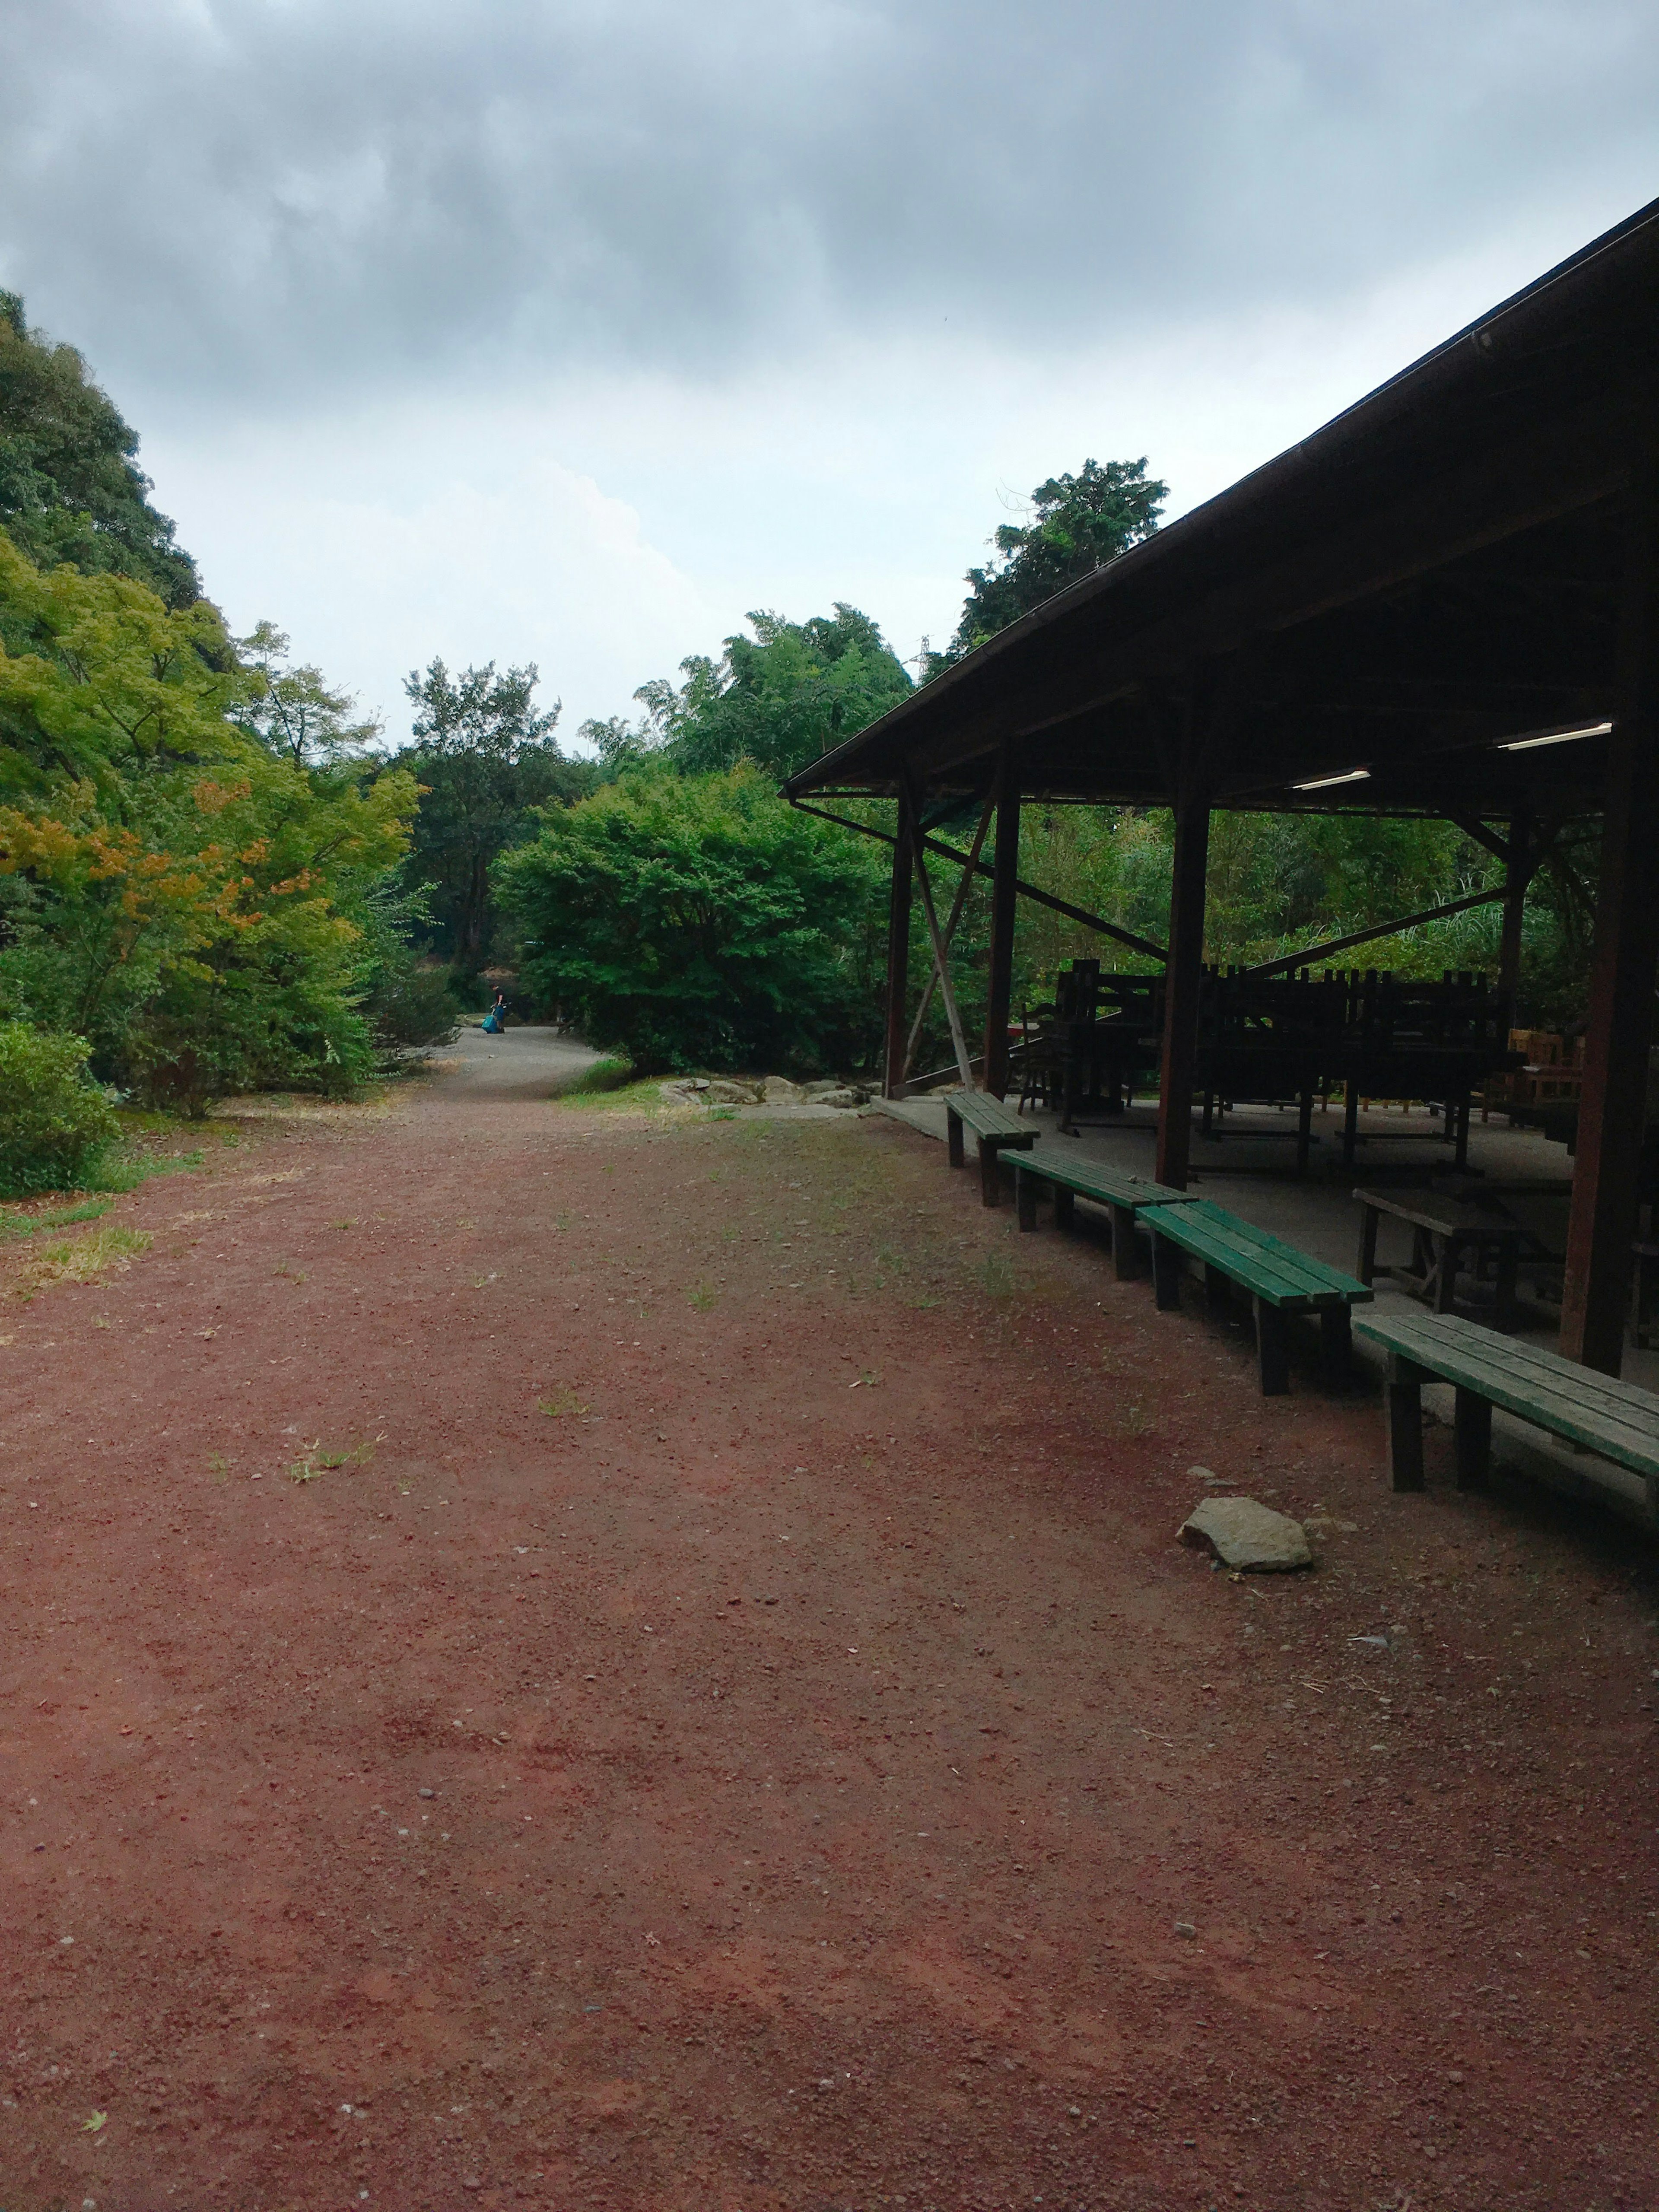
[947,1109,965,1170]
[1320,1303,1352,1385]
[1433,1233,1461,1315]
[1016,1169,1040,1232]
[1111,1203,1142,1281]
[1453,1388,1492,1490]
[1255,1298,1290,1395]
[1053,1185,1075,1231]
[1205,1259,1230,1313]
[1152,1231,1183,1311]
[1386,1355,1426,1492]
[978,1138,1002,1207]
[1356,1204,1379,1288]
[1494,1242,1519,1332]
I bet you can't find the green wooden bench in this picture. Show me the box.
[1011,1142,1188,1279]
[1145,1199,1374,1394]
[1354,1307,1659,1507]
[944,1090,1038,1206]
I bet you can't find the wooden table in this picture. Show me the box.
[1353,1186,1531,1330]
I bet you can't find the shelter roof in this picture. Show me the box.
[786,199,1659,820]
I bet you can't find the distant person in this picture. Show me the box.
[481,988,508,1036]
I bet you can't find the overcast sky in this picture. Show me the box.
[3,0,1657,748]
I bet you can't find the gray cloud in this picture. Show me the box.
[3,0,1656,413]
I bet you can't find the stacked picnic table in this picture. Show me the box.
[1018,957,1520,1169]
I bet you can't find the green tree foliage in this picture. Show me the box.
[933,458,1166,668]
[586,605,912,781]
[0,1020,119,1196]
[395,658,594,966]
[496,766,887,1072]
[0,292,200,609]
[0,528,422,1110]
[234,622,382,767]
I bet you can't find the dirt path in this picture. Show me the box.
[2,1068,1656,2212]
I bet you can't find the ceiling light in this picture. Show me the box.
[1290,767,1371,792]
[1495,720,1613,752]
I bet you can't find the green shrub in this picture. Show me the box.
[557,1054,635,1096]
[495,765,886,1072]
[0,1023,120,1196]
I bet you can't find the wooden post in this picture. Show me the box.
[1560,449,1659,1374]
[1155,790,1211,1190]
[882,788,914,1100]
[982,748,1021,1099]
[1497,807,1533,1018]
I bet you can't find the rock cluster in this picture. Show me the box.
[656,1074,868,1109]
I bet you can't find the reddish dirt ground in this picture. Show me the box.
[2,1071,1657,2212]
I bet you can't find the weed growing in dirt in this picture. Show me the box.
[980,1250,1015,1299]
[273,1263,306,1282]
[12,1225,151,1300]
[537,1387,589,1417]
[686,1279,718,1310]
[287,1441,373,1482]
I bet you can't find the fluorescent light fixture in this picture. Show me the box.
[1290,766,1371,792]
[1495,719,1613,753]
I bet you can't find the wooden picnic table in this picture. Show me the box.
[1353,1186,1535,1329]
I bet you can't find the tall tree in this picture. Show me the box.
[934,457,1166,667]
[0,292,200,609]
[590,604,912,780]
[234,622,381,767]
[397,658,585,965]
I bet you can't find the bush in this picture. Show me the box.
[363,959,461,1054]
[494,766,886,1072]
[0,1022,120,1196]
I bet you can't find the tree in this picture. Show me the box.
[589,604,912,782]
[495,765,887,1072]
[0,526,421,1109]
[0,292,200,609]
[234,622,381,768]
[934,457,1166,667]
[396,658,591,966]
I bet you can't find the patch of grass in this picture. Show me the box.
[273,1263,306,1282]
[686,1279,718,1311]
[556,1055,636,1098]
[2,1197,114,1240]
[980,1250,1015,1299]
[12,1224,151,1300]
[537,1386,589,1417]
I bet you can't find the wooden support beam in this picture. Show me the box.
[1156,785,1211,1190]
[1561,452,1659,1375]
[902,779,976,1092]
[1241,885,1506,979]
[787,799,1166,962]
[882,789,914,1100]
[1498,805,1533,1011]
[982,747,1021,1098]
[903,796,993,1079]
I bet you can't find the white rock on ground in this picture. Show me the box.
[1179,1496,1313,1572]
[762,1077,805,1104]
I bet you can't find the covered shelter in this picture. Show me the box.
[785,198,1659,1377]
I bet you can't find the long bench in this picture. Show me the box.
[944,1090,1038,1205]
[1011,1142,1189,1279]
[1144,1199,1374,1394]
[1355,1307,1659,1507]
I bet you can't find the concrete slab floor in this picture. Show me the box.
[877,1089,1658,1530]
